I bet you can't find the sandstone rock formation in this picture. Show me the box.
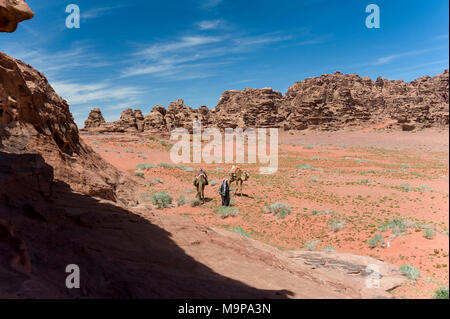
[143,105,167,132]
[0,52,137,205]
[84,70,449,133]
[81,108,145,133]
[0,0,33,32]
[84,108,106,129]
[211,88,284,129]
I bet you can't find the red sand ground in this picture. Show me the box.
[81,129,449,299]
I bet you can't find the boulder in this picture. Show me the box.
[0,0,33,32]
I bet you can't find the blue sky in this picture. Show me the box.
[0,0,448,127]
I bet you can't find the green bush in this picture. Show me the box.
[380,218,411,235]
[399,265,420,283]
[148,178,163,186]
[158,162,176,168]
[296,164,322,172]
[304,240,320,251]
[328,219,345,232]
[210,180,219,186]
[136,163,157,171]
[264,202,292,219]
[230,226,251,238]
[177,165,195,172]
[151,192,173,209]
[215,207,240,219]
[134,172,145,179]
[177,195,186,207]
[322,245,335,252]
[434,286,449,299]
[369,234,385,248]
[312,210,336,216]
[423,229,436,240]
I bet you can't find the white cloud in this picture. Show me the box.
[196,20,225,30]
[137,36,222,58]
[372,49,433,65]
[122,33,293,79]
[81,5,126,20]
[51,80,143,105]
[200,0,223,9]
[0,44,111,78]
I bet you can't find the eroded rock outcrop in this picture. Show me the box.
[143,105,167,132]
[281,70,449,130]
[211,88,283,128]
[0,0,33,32]
[84,108,106,129]
[84,70,448,133]
[0,52,137,205]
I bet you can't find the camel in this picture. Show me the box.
[193,173,208,201]
[229,168,250,196]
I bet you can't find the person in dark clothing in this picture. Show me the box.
[219,179,230,207]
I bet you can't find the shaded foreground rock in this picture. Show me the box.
[84,70,449,132]
[0,52,137,205]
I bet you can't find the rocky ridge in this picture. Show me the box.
[84,70,449,133]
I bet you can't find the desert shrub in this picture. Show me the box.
[380,218,412,235]
[434,286,449,299]
[311,176,320,183]
[312,210,336,216]
[394,183,413,192]
[328,219,345,232]
[148,136,169,147]
[369,234,385,248]
[230,226,251,238]
[158,162,176,168]
[322,245,335,252]
[304,240,320,251]
[148,178,163,186]
[423,229,436,240]
[264,202,292,219]
[151,192,172,209]
[210,180,219,186]
[296,164,322,172]
[177,165,195,172]
[419,185,432,193]
[177,195,187,207]
[134,172,145,179]
[136,163,157,171]
[400,265,420,283]
[215,207,240,219]
[189,198,202,207]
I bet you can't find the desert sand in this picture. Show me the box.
[81,128,449,299]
